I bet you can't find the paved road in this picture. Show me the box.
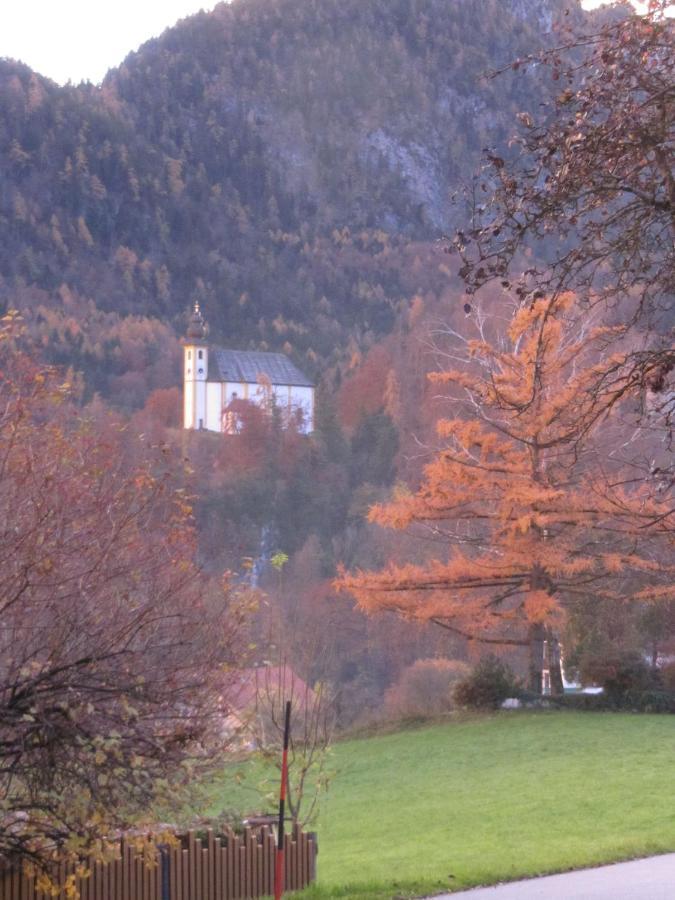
[427,854,675,899]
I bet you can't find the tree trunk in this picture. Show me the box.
[528,623,545,694]
[546,630,565,697]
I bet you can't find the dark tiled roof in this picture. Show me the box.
[208,348,314,387]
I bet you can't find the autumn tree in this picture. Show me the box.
[0,315,245,871]
[245,664,334,829]
[454,1,674,428]
[340,296,674,694]
[241,549,335,828]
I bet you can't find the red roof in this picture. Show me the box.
[225,666,316,716]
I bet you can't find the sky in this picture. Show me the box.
[0,1,221,86]
[0,0,642,87]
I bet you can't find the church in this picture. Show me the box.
[183,303,315,434]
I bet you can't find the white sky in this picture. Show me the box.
[0,1,220,86]
[0,0,641,88]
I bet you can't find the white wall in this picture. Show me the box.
[290,386,314,433]
[226,382,249,404]
[195,384,206,430]
[184,380,194,429]
[183,344,207,430]
[206,382,222,432]
[194,379,315,434]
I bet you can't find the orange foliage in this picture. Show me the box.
[144,386,181,428]
[337,344,392,429]
[339,297,674,690]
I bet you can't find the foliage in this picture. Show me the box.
[245,665,334,828]
[659,661,675,693]
[339,295,674,693]
[383,657,469,720]
[555,691,675,715]
[0,316,244,869]
[455,1,674,445]
[453,656,520,710]
[270,551,290,572]
[561,595,647,686]
[582,651,658,700]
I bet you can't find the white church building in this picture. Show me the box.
[183,303,315,434]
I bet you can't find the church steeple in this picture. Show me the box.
[186,301,207,342]
[183,302,209,430]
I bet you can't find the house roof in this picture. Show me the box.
[208,348,313,387]
[225,666,316,716]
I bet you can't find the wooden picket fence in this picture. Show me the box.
[0,826,317,900]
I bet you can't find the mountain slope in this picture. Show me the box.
[0,0,579,396]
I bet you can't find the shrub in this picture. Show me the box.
[624,690,675,713]
[583,651,657,700]
[659,662,675,693]
[453,656,520,710]
[384,658,470,720]
[554,693,609,712]
[555,690,675,714]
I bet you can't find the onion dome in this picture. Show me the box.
[187,301,207,341]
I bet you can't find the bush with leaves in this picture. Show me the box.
[659,662,675,694]
[383,658,470,721]
[556,690,675,715]
[583,651,658,701]
[453,656,521,710]
[0,315,245,872]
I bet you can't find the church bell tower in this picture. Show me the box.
[183,302,208,430]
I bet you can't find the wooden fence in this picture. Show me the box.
[0,826,317,900]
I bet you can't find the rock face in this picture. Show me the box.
[0,0,578,382]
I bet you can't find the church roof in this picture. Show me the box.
[208,348,314,387]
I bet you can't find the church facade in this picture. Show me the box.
[183,304,315,434]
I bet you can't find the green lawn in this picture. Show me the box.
[203,712,675,898]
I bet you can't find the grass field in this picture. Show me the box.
[203,711,675,898]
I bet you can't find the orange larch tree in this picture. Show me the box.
[340,295,674,694]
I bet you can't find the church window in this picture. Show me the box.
[187,351,192,360]
[198,350,203,359]
[198,368,204,375]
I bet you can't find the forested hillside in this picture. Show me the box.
[0,0,577,398]
[4,0,630,721]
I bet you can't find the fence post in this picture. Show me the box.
[160,845,171,900]
[308,832,318,883]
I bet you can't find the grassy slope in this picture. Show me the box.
[205,712,675,898]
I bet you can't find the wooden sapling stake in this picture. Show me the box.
[274,700,292,900]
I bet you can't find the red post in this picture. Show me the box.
[274,700,292,900]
